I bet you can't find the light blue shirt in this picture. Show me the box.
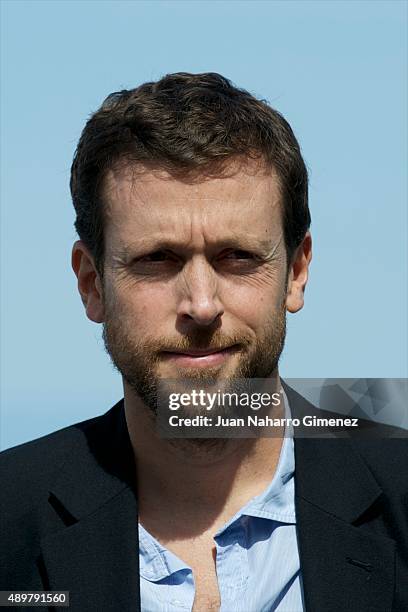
[139,412,304,611]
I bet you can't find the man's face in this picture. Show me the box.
[75,161,310,414]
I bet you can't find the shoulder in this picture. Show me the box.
[0,405,126,579]
[284,380,408,491]
[0,412,104,467]
[0,412,106,512]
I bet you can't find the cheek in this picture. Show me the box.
[112,283,173,333]
[220,273,286,322]
[224,291,280,330]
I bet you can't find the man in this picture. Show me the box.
[1,73,407,612]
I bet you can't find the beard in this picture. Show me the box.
[102,298,287,423]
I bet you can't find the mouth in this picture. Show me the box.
[160,344,241,367]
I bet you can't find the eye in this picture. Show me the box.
[131,250,180,275]
[223,250,255,260]
[139,250,172,262]
[215,249,261,274]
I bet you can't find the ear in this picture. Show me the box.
[72,241,105,323]
[286,232,312,314]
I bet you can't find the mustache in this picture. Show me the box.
[140,331,252,353]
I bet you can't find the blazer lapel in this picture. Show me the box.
[41,488,140,611]
[285,385,396,612]
[40,401,141,612]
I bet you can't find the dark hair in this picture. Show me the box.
[70,72,310,272]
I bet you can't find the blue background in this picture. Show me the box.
[1,0,407,449]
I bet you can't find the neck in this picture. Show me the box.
[124,372,285,535]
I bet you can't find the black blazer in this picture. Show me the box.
[1,386,407,612]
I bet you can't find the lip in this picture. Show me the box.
[161,345,240,367]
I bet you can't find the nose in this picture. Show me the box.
[177,256,224,326]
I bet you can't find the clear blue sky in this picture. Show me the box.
[1,0,407,449]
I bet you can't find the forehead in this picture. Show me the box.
[101,162,283,252]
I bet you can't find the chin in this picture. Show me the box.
[161,364,227,380]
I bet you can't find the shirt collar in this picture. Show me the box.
[139,386,296,581]
[139,522,190,581]
[215,387,296,532]
[214,435,296,538]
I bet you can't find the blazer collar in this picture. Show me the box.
[284,384,396,612]
[283,384,383,522]
[48,400,134,520]
[41,400,141,611]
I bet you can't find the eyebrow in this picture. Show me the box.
[115,235,277,260]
